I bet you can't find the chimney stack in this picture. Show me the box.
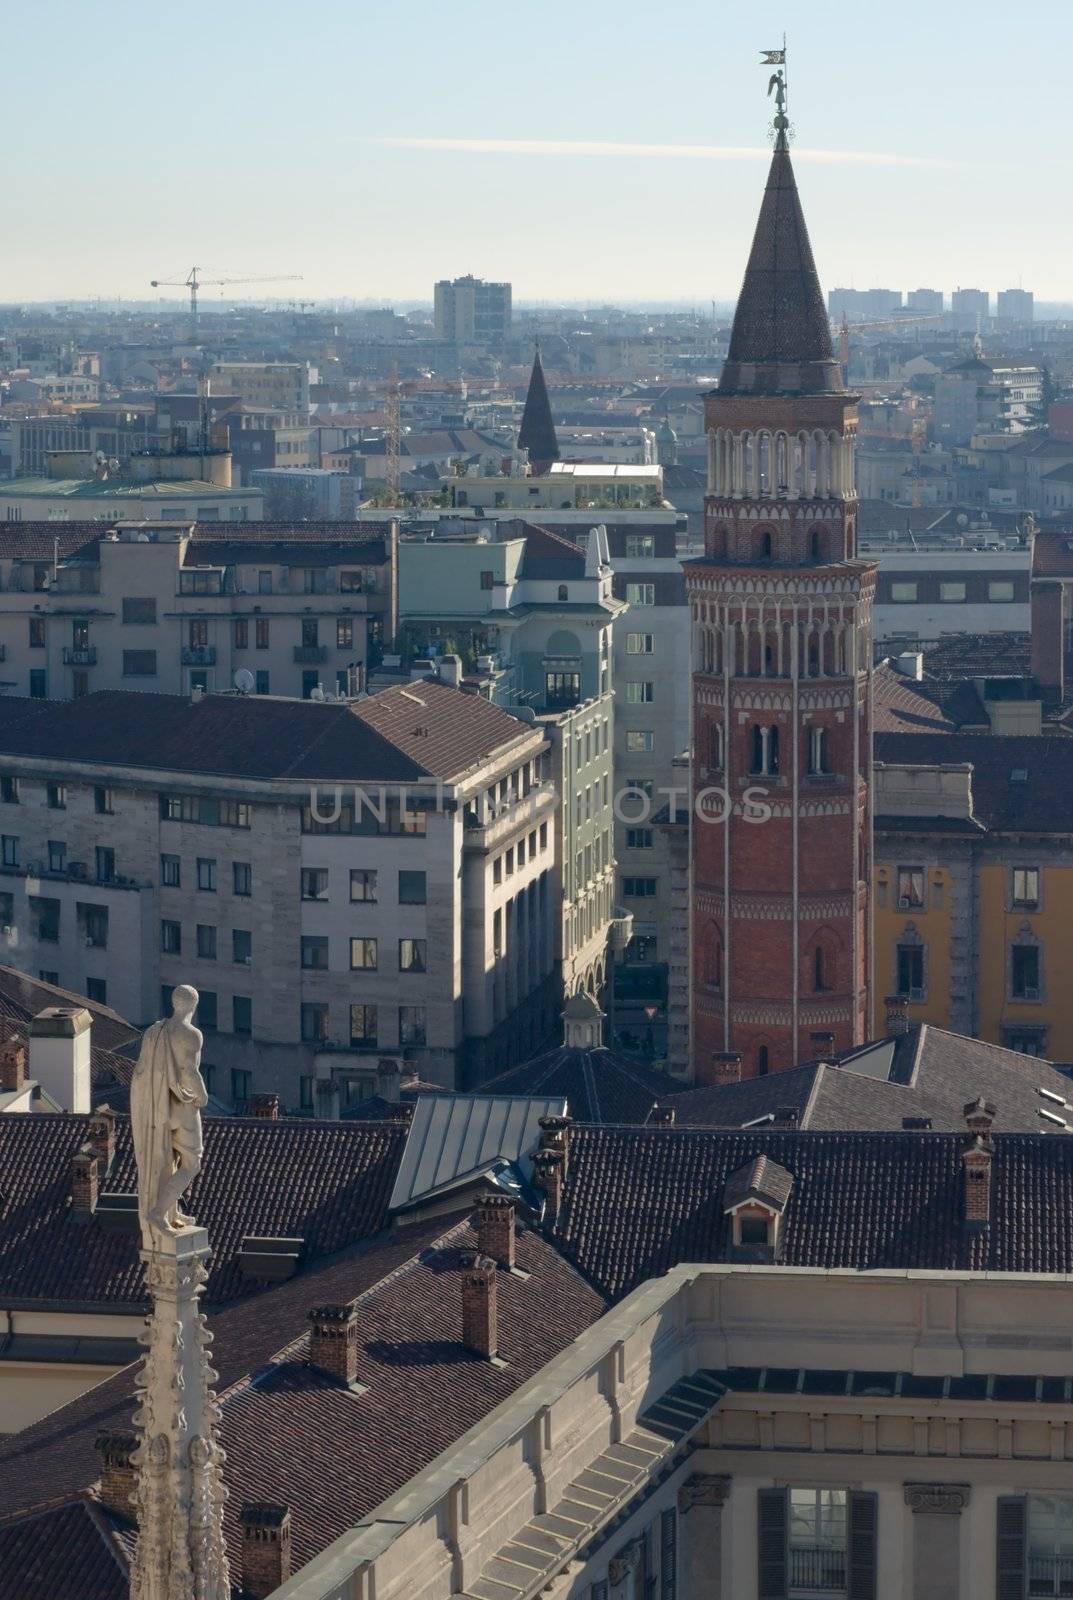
[248,1093,280,1121]
[308,1304,360,1387]
[476,1191,516,1271]
[241,1504,292,1599]
[71,1145,99,1218]
[28,1006,92,1113]
[0,1035,26,1094]
[962,1097,997,1228]
[461,1252,498,1360]
[95,1431,137,1521]
[87,1106,116,1173]
[538,1114,572,1176]
[885,995,911,1037]
[809,1031,836,1059]
[532,1147,564,1225]
[652,1106,676,1126]
[698,1051,742,1087]
[773,1105,799,1128]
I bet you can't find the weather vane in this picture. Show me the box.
[761,39,789,145]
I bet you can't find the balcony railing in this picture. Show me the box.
[789,1545,846,1595]
[1029,1553,1073,1594]
[62,647,97,666]
[181,645,217,666]
[294,645,328,663]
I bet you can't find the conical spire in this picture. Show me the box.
[518,346,560,470]
[718,138,842,397]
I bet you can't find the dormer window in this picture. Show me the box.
[723,1156,793,1259]
[738,1212,772,1247]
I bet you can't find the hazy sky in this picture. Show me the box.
[7,0,1071,305]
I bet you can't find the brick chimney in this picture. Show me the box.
[71,1145,99,1218]
[885,995,910,1037]
[87,1106,116,1173]
[962,1097,997,1228]
[697,1051,742,1087]
[241,1504,292,1599]
[809,1031,836,1059]
[532,1147,564,1225]
[0,1035,26,1093]
[538,1114,572,1176]
[95,1431,137,1521]
[308,1304,359,1387]
[248,1093,280,1120]
[461,1252,498,1360]
[476,1191,516,1271]
[652,1106,676,1126]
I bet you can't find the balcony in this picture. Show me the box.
[62,647,97,666]
[294,645,328,663]
[462,782,557,853]
[788,1545,846,1595]
[181,645,217,666]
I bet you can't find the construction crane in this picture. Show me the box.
[149,266,303,340]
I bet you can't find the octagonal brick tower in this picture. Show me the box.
[685,113,876,1079]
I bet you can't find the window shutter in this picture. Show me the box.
[757,1488,788,1599]
[996,1495,1027,1600]
[848,1490,878,1600]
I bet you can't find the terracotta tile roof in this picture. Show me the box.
[1032,528,1073,578]
[0,1498,130,1600]
[718,142,842,398]
[481,1046,674,1124]
[516,519,586,580]
[0,680,536,786]
[871,663,956,733]
[875,732,1073,833]
[553,1126,1073,1301]
[0,966,140,1108]
[0,521,393,564]
[0,1218,605,1585]
[669,1027,1073,1135]
[0,1112,406,1308]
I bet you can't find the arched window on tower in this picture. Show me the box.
[814,944,832,992]
[705,927,723,991]
[759,529,773,561]
[709,722,724,771]
[751,724,779,776]
[757,1045,770,1076]
[808,726,829,775]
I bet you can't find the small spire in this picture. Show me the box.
[518,345,560,473]
[761,44,789,150]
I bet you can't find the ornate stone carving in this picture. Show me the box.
[678,1472,732,1512]
[608,1538,643,1583]
[903,1482,971,1515]
[129,991,230,1600]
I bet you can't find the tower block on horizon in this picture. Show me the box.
[685,67,876,1080]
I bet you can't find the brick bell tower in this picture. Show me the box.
[685,66,876,1079]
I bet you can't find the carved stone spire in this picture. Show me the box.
[128,987,229,1600]
[130,1228,230,1600]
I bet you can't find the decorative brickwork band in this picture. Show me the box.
[903,1483,971,1515]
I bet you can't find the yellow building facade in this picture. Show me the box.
[874,815,1073,1064]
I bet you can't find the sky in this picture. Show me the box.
[6,0,1072,306]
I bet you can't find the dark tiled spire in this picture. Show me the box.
[718,138,842,397]
[518,347,560,468]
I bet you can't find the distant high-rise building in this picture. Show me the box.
[433,275,512,345]
[951,287,990,330]
[828,287,903,320]
[907,287,944,313]
[996,288,1034,324]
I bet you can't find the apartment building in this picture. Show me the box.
[873,730,1073,1061]
[864,545,1030,649]
[0,680,557,1100]
[209,361,311,416]
[0,520,396,701]
[433,275,512,346]
[397,519,624,1033]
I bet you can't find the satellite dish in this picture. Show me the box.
[233,668,255,694]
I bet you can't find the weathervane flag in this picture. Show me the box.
[760,48,786,64]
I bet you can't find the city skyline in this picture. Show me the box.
[5,0,1071,304]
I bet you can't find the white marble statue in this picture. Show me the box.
[130,984,208,1251]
